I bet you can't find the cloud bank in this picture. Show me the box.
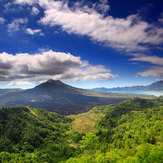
[0,50,115,85]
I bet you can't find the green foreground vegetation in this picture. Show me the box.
[0,97,163,162]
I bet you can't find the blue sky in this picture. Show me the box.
[0,0,163,89]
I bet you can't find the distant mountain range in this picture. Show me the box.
[0,79,127,115]
[87,81,163,92]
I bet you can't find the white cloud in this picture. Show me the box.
[137,67,163,78]
[26,28,43,35]
[14,0,37,5]
[0,50,115,84]
[7,81,33,86]
[8,18,28,32]
[130,55,163,78]
[15,0,163,52]
[0,17,5,24]
[31,6,39,15]
[96,0,110,15]
[57,65,115,82]
[131,55,163,66]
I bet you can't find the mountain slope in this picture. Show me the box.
[146,80,163,91]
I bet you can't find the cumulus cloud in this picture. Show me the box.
[0,50,115,84]
[14,0,163,52]
[8,18,28,32]
[0,17,5,24]
[31,6,39,15]
[26,28,43,35]
[55,65,115,82]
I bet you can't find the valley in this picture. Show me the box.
[0,80,162,162]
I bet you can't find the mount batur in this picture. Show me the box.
[0,79,127,115]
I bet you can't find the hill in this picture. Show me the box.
[0,79,138,115]
[88,80,163,92]
[67,97,163,162]
[0,106,75,162]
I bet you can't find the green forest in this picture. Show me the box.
[0,97,163,162]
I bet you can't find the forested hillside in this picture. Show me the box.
[67,98,163,162]
[0,106,75,162]
[0,98,162,162]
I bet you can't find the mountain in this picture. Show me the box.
[0,79,126,115]
[33,79,85,94]
[88,80,163,92]
[145,80,163,91]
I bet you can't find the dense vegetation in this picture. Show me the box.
[69,112,102,133]
[67,98,163,162]
[0,106,75,162]
[0,97,163,162]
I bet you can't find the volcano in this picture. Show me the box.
[0,79,126,115]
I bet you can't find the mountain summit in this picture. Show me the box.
[33,79,84,94]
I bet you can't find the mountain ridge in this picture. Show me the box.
[87,80,163,92]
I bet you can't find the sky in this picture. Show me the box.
[0,0,163,89]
